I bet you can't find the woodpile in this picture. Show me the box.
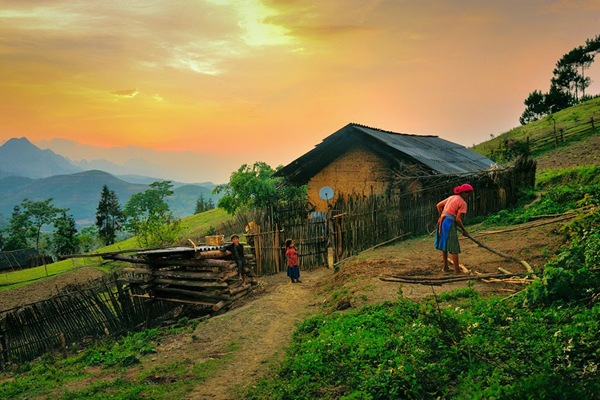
[107,245,257,311]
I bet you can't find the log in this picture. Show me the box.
[123,268,226,280]
[228,284,251,295]
[59,246,173,260]
[134,294,219,307]
[379,272,534,285]
[220,271,239,282]
[152,286,231,300]
[194,250,231,259]
[212,300,229,311]
[498,267,513,275]
[478,213,579,235]
[153,278,228,289]
[520,261,534,273]
[105,255,234,269]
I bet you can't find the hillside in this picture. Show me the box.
[0,170,222,226]
[473,96,600,166]
[0,137,82,178]
[0,207,235,296]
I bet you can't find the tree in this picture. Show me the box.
[207,198,215,210]
[519,90,548,125]
[95,185,125,245]
[3,205,31,251]
[213,161,307,214]
[124,181,181,247]
[195,194,207,214]
[0,230,5,251]
[53,211,78,256]
[78,226,100,253]
[21,198,63,252]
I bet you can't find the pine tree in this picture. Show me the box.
[53,211,78,256]
[195,194,206,214]
[207,198,215,210]
[96,185,125,245]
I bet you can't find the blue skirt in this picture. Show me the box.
[435,214,461,254]
[287,265,300,280]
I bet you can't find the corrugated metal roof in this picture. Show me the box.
[276,123,498,185]
[353,125,495,174]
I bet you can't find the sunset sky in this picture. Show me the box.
[1,0,599,182]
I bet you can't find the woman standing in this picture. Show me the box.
[435,184,473,275]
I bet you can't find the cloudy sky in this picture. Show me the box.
[1,0,599,182]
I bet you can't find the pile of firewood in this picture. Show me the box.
[109,245,257,311]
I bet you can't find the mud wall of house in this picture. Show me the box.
[307,146,392,212]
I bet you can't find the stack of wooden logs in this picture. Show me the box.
[107,244,257,311]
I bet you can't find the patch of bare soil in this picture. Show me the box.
[535,133,600,170]
[0,267,105,312]
[322,221,564,308]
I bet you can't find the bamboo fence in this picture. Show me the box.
[230,161,536,272]
[0,276,175,367]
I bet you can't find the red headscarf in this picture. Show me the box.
[454,183,474,194]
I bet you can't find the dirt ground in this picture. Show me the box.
[535,133,600,170]
[0,267,105,312]
[318,221,564,310]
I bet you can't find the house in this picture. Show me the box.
[0,248,53,271]
[276,123,496,212]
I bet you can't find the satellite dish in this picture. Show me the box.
[319,186,334,201]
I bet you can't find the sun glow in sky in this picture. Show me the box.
[1,0,600,182]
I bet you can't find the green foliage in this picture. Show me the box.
[95,185,125,246]
[488,140,530,162]
[78,329,160,368]
[123,181,182,247]
[213,161,307,214]
[22,198,64,252]
[77,226,100,253]
[247,297,600,400]
[519,37,597,125]
[194,194,215,214]
[2,205,30,251]
[52,211,78,256]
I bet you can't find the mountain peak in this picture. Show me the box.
[0,136,82,178]
[2,137,36,149]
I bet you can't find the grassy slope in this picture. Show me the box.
[472,96,600,157]
[0,208,234,292]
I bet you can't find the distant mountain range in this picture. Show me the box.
[0,138,222,227]
[0,138,82,178]
[0,170,221,226]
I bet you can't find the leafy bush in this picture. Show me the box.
[247,299,600,399]
[78,329,160,368]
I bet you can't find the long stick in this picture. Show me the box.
[464,233,517,261]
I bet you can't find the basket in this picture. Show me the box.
[206,235,225,246]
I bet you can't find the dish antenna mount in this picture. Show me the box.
[319,186,334,201]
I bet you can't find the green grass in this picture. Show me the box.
[472,96,600,157]
[0,208,235,292]
[0,320,238,399]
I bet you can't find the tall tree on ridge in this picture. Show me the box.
[96,185,125,246]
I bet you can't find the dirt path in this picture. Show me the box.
[185,268,330,399]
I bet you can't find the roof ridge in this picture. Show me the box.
[350,123,438,138]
